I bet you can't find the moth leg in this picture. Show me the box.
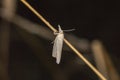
[54,31,59,35]
[51,40,55,44]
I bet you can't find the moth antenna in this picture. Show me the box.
[63,29,75,32]
[58,24,75,32]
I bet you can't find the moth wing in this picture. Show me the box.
[56,34,64,64]
[52,37,57,58]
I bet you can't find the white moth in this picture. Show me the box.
[52,25,64,64]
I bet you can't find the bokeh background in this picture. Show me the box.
[0,0,120,80]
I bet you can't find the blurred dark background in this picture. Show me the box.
[0,0,120,80]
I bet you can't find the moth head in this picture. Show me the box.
[58,25,63,33]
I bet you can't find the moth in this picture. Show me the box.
[52,25,75,64]
[52,25,64,64]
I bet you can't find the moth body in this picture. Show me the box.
[52,25,64,64]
